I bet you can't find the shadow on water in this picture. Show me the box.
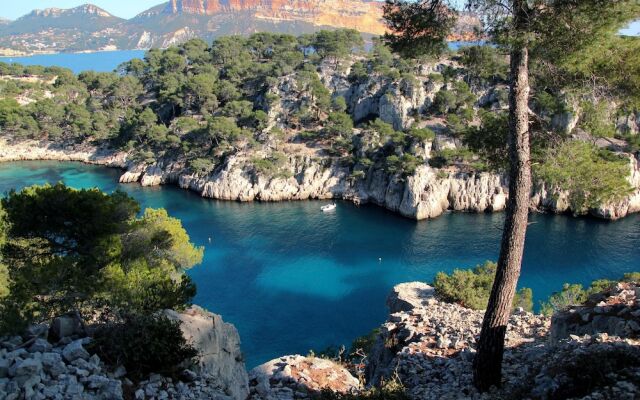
[1,160,639,367]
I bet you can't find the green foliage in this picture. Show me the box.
[252,152,291,179]
[382,0,456,58]
[463,111,509,171]
[350,328,380,358]
[537,141,632,213]
[459,45,508,83]
[579,101,616,139]
[432,81,476,116]
[0,204,7,299]
[0,184,202,333]
[188,158,215,174]
[540,283,587,316]
[88,314,198,380]
[540,272,640,316]
[319,378,409,400]
[512,288,533,312]
[433,262,532,311]
[428,148,478,169]
[623,272,640,283]
[385,154,421,177]
[325,112,354,137]
[407,127,435,142]
[332,96,348,113]
[312,29,364,62]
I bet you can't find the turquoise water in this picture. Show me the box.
[0,50,146,74]
[1,161,639,368]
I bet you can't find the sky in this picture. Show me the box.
[1,1,639,35]
[1,0,163,20]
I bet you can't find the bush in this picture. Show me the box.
[407,127,435,142]
[318,376,408,400]
[433,261,533,311]
[540,272,640,316]
[540,283,587,316]
[88,314,198,380]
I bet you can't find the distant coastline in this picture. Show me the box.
[0,47,148,58]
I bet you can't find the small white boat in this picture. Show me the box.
[321,203,337,212]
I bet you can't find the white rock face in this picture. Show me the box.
[0,139,127,167]
[387,282,435,314]
[164,306,249,400]
[2,140,639,221]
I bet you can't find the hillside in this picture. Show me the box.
[0,32,638,221]
[0,5,127,54]
[0,1,481,55]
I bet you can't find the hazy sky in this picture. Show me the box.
[1,1,163,20]
[1,1,639,36]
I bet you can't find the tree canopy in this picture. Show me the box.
[0,184,203,332]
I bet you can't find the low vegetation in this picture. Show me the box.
[88,314,198,380]
[433,261,533,311]
[539,272,640,316]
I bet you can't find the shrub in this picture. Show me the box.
[623,272,640,283]
[540,283,588,316]
[88,314,198,380]
[540,272,640,316]
[433,261,533,311]
[318,375,409,400]
[513,288,534,312]
[407,127,435,142]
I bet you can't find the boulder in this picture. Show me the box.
[49,313,84,342]
[42,352,67,377]
[164,306,249,400]
[62,339,90,363]
[10,358,42,377]
[249,355,359,399]
[386,282,435,313]
[28,338,52,353]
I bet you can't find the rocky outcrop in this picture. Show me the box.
[0,306,249,400]
[248,355,359,399]
[3,139,640,221]
[366,282,640,400]
[550,281,640,342]
[164,306,249,400]
[0,335,123,400]
[386,282,436,314]
[0,139,128,168]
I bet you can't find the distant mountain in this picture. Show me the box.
[0,1,481,55]
[0,4,126,54]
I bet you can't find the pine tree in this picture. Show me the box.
[383,0,640,391]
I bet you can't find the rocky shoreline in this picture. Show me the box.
[1,139,639,221]
[3,278,639,399]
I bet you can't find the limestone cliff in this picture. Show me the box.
[2,138,639,221]
[164,0,387,35]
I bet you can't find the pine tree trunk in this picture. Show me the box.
[472,17,532,392]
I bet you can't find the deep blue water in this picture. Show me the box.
[0,51,146,74]
[0,161,639,368]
